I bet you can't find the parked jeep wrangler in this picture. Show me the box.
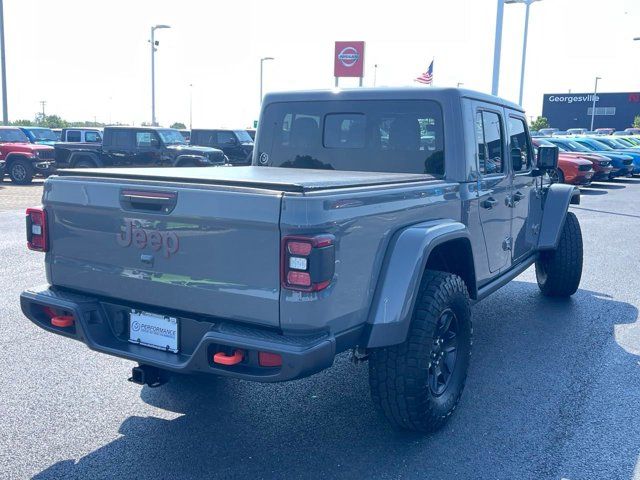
[21,88,582,433]
[0,127,55,184]
[53,126,226,169]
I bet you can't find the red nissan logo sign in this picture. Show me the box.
[334,41,365,78]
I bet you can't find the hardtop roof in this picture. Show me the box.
[262,87,524,113]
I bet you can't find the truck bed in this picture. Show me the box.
[57,166,437,193]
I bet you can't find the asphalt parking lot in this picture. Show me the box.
[1,179,639,480]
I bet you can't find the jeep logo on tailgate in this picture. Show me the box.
[117,220,179,257]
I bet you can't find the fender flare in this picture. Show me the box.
[537,183,579,251]
[174,154,206,166]
[365,220,472,348]
[68,151,102,168]
[4,152,33,167]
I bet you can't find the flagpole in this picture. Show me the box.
[430,57,434,87]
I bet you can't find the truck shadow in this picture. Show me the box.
[579,188,607,196]
[34,281,640,480]
[588,182,626,190]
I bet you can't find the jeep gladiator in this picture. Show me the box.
[21,88,583,432]
[53,126,226,169]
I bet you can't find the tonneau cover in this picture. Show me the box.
[57,166,437,193]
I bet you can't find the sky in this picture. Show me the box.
[6,0,640,128]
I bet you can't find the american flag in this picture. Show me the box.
[415,60,434,85]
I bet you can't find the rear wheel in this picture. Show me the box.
[536,212,583,297]
[8,158,34,185]
[369,270,472,433]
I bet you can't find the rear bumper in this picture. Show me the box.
[20,285,343,383]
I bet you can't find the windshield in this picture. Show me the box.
[548,139,590,153]
[28,128,57,141]
[157,129,187,145]
[578,139,611,151]
[234,130,253,143]
[0,129,29,143]
[597,138,627,149]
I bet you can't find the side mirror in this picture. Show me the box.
[537,145,559,170]
[511,148,523,171]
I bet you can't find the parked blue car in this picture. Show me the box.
[18,127,58,146]
[574,137,640,175]
[545,137,634,179]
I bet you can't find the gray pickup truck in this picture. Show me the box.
[21,88,583,433]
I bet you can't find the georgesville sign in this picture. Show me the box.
[334,41,365,78]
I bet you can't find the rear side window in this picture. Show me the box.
[508,116,533,172]
[475,111,504,175]
[66,130,81,142]
[111,130,132,147]
[85,131,101,143]
[260,100,445,176]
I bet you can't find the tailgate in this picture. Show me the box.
[44,176,282,327]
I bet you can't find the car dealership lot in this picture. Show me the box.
[1,180,640,479]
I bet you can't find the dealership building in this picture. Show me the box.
[541,92,640,130]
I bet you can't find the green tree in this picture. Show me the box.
[633,115,640,129]
[10,119,34,126]
[170,122,186,129]
[530,116,550,131]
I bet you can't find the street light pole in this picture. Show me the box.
[150,24,170,126]
[189,83,193,130]
[373,64,378,87]
[260,57,274,108]
[491,0,505,96]
[590,76,601,131]
[505,0,541,106]
[0,0,8,124]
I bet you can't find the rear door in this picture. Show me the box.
[132,130,163,167]
[45,177,283,327]
[474,105,512,273]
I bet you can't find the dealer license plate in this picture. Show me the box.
[129,310,179,353]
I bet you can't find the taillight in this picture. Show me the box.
[26,207,48,252]
[281,235,335,292]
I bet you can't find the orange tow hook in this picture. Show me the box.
[51,315,74,328]
[213,350,244,366]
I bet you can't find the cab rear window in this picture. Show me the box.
[259,100,445,176]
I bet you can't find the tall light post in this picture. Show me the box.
[491,0,505,95]
[0,0,8,124]
[373,64,378,87]
[189,83,193,130]
[590,76,601,131]
[505,0,542,106]
[260,57,274,107]
[150,24,170,126]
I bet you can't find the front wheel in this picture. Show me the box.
[8,159,34,185]
[550,168,564,184]
[536,212,583,297]
[369,270,472,433]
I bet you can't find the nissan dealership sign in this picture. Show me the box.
[334,41,365,78]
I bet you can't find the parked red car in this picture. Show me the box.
[0,127,55,184]
[533,139,599,185]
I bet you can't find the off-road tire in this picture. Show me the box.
[8,158,34,185]
[535,211,583,297]
[369,270,472,433]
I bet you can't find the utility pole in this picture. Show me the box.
[39,100,46,119]
[373,64,378,87]
[0,0,8,124]
[260,57,274,108]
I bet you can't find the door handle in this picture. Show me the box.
[481,197,498,209]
